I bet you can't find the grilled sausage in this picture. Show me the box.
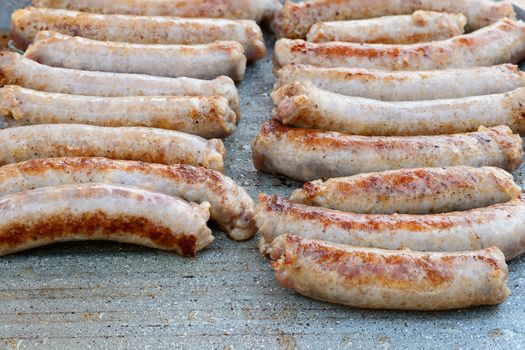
[252,121,523,181]
[258,194,525,260]
[273,81,525,136]
[25,32,247,81]
[307,11,466,44]
[0,52,241,118]
[290,166,522,215]
[0,184,214,257]
[269,235,510,310]
[32,0,282,23]
[273,64,525,102]
[273,19,525,71]
[0,85,237,139]
[0,158,255,240]
[273,0,515,39]
[0,124,226,171]
[12,7,266,60]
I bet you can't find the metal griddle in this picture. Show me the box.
[1,1,525,349]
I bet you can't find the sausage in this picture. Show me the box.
[0,85,237,139]
[25,32,247,81]
[0,158,255,241]
[307,11,467,44]
[11,7,267,60]
[32,0,282,23]
[269,235,510,310]
[0,52,241,118]
[273,64,525,102]
[252,120,523,181]
[290,166,521,215]
[273,0,515,39]
[273,81,525,136]
[258,194,525,260]
[0,124,226,171]
[0,183,214,257]
[273,18,525,71]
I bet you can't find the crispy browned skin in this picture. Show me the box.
[273,0,516,39]
[0,124,227,171]
[11,7,266,61]
[0,158,256,241]
[257,194,525,260]
[252,120,524,181]
[290,166,522,215]
[269,235,510,310]
[32,0,282,23]
[0,184,214,257]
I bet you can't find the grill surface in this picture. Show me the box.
[1,1,525,349]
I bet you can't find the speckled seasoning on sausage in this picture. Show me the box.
[257,194,525,260]
[0,184,214,257]
[290,166,521,215]
[0,52,240,118]
[32,0,282,23]
[11,7,267,60]
[273,64,525,102]
[273,19,525,71]
[273,0,515,39]
[0,158,255,241]
[24,32,247,81]
[0,85,237,139]
[0,124,227,171]
[251,120,523,181]
[269,235,510,310]
[307,11,466,44]
[273,81,525,136]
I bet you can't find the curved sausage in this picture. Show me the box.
[0,158,255,241]
[12,7,266,60]
[32,0,282,23]
[25,32,247,81]
[273,81,525,136]
[307,11,466,44]
[0,124,226,171]
[0,52,241,118]
[273,19,525,71]
[0,85,237,139]
[257,194,525,260]
[290,166,521,215]
[269,235,510,310]
[252,120,523,181]
[273,64,525,102]
[273,0,515,39]
[0,184,214,257]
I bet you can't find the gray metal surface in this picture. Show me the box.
[1,2,525,349]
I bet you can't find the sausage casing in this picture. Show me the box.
[252,120,523,181]
[258,194,525,260]
[273,64,525,102]
[12,7,266,60]
[0,124,226,171]
[0,85,237,139]
[273,81,525,136]
[273,19,525,71]
[273,0,515,38]
[290,166,521,215]
[32,0,282,23]
[307,11,466,44]
[25,32,247,81]
[0,158,255,240]
[0,52,241,118]
[269,235,510,310]
[0,184,214,256]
